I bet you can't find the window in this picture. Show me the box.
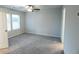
[6,14,11,31]
[12,14,20,30]
[6,13,20,31]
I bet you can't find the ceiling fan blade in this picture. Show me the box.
[33,9,40,10]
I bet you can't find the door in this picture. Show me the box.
[0,8,8,49]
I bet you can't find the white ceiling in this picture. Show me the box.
[2,5,62,12]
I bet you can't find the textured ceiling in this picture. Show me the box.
[2,5,62,12]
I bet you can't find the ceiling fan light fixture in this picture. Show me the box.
[25,5,40,12]
[27,8,33,12]
[25,5,33,12]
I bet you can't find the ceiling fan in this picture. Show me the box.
[25,5,40,12]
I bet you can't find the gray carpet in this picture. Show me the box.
[7,33,64,54]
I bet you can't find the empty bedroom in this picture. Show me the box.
[0,5,63,54]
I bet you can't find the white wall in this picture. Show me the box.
[25,7,62,37]
[64,6,79,53]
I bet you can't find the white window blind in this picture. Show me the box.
[12,14,20,30]
[6,13,20,31]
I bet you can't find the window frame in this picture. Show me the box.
[6,13,21,32]
[11,14,21,30]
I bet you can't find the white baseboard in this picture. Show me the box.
[25,32,61,38]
